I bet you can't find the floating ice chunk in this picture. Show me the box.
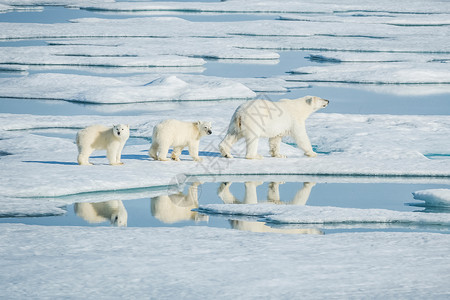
[0,73,256,103]
[412,189,450,207]
[288,62,450,84]
[198,203,450,225]
[73,0,450,14]
[0,3,43,12]
[0,46,205,68]
[305,52,450,63]
[0,0,113,5]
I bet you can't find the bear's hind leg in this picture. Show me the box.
[149,142,158,160]
[245,136,262,160]
[219,134,239,159]
[269,136,286,158]
[156,143,171,161]
[77,147,93,165]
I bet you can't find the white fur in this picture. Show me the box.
[76,124,130,165]
[219,96,329,159]
[74,200,128,227]
[151,182,208,223]
[149,119,212,162]
[218,181,321,234]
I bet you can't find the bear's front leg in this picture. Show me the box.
[107,145,121,165]
[188,142,202,162]
[115,142,125,165]
[292,124,316,158]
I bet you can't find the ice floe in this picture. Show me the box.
[288,62,450,84]
[198,203,450,226]
[0,110,449,206]
[412,189,450,207]
[1,5,448,95]
[0,73,256,103]
[71,0,450,15]
[0,45,205,68]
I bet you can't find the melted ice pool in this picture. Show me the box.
[2,179,449,235]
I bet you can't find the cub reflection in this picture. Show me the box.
[218,182,316,205]
[74,200,128,227]
[218,181,322,235]
[151,182,208,224]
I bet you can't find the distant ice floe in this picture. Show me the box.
[198,204,450,226]
[0,3,43,12]
[0,73,256,103]
[287,62,450,84]
[70,0,450,15]
[0,46,205,68]
[412,189,450,207]
[1,3,449,94]
[0,0,113,6]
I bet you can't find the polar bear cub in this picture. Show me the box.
[219,96,329,159]
[149,119,212,162]
[74,200,128,227]
[76,124,130,165]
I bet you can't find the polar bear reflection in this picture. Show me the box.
[218,182,316,205]
[74,200,128,227]
[151,182,208,224]
[218,182,322,235]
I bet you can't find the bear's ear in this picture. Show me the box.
[305,97,313,105]
[196,120,201,126]
[126,124,129,128]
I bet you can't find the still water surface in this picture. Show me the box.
[2,180,449,234]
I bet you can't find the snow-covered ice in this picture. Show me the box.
[0,224,449,299]
[0,110,450,216]
[413,189,450,207]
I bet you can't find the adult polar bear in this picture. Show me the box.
[219,96,329,159]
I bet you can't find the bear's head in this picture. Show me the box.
[110,210,128,227]
[304,96,329,111]
[196,121,212,136]
[112,124,130,141]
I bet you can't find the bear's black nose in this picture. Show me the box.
[208,130,212,135]
[117,131,120,135]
